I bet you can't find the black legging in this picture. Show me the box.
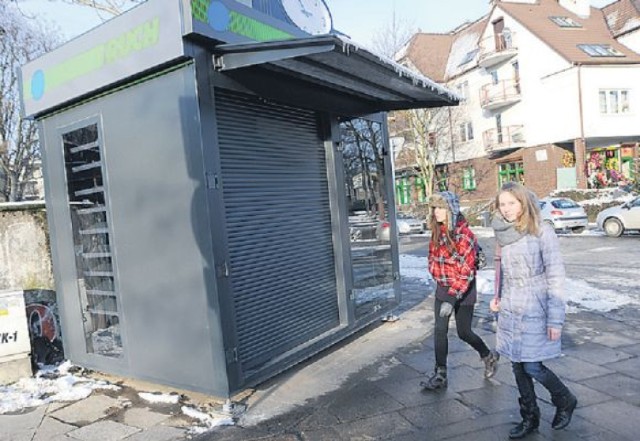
[434,298,490,367]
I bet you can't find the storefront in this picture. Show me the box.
[20,0,457,398]
[586,143,639,189]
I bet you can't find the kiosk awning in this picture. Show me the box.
[211,35,459,115]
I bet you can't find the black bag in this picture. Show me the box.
[475,243,487,270]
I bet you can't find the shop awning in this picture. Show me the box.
[211,35,459,115]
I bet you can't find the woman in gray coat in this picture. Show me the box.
[490,182,577,439]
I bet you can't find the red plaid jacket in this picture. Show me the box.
[428,218,477,298]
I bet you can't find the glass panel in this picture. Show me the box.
[620,90,629,112]
[341,118,394,319]
[609,91,619,113]
[63,123,123,358]
[599,91,608,113]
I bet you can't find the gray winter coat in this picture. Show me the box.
[496,224,566,362]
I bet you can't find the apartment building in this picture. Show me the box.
[394,0,640,204]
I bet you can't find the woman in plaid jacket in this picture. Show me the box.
[421,191,499,391]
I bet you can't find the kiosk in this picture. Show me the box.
[20,0,458,397]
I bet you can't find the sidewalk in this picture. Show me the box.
[2,276,640,441]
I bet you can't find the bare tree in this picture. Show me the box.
[17,0,142,16]
[0,3,59,201]
[370,6,416,58]
[341,119,388,220]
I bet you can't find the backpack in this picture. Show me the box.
[475,242,487,270]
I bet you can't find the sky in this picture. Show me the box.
[15,0,618,48]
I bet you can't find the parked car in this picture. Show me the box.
[396,212,425,235]
[596,196,640,237]
[539,197,588,234]
[376,213,426,241]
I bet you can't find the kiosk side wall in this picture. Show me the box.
[40,64,229,396]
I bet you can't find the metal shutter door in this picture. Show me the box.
[215,89,340,373]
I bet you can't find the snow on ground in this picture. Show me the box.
[0,361,234,433]
[0,361,118,414]
[399,254,640,314]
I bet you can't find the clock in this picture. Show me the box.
[281,0,333,35]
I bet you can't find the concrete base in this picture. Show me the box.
[0,356,33,385]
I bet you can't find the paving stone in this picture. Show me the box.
[544,355,614,382]
[33,416,76,441]
[0,406,46,431]
[46,401,73,414]
[396,349,434,374]
[557,379,614,408]
[51,395,122,425]
[66,420,140,441]
[576,401,640,440]
[400,397,479,429]
[602,356,640,380]
[459,383,519,414]
[417,410,517,440]
[582,373,640,405]
[447,364,490,393]
[121,424,185,441]
[299,426,343,441]
[374,372,463,408]
[333,411,414,440]
[562,342,635,365]
[295,407,340,432]
[617,343,640,356]
[590,332,637,348]
[122,407,171,429]
[326,383,403,422]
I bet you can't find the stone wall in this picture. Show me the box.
[0,202,54,291]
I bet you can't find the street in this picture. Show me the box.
[399,228,640,324]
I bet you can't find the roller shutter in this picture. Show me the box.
[215,89,340,373]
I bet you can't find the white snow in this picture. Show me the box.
[400,254,640,314]
[182,405,234,435]
[0,361,119,414]
[138,392,180,404]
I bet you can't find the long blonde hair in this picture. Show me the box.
[495,182,541,236]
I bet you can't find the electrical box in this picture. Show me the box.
[0,290,32,384]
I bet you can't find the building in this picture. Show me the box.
[395,0,640,205]
[19,0,456,398]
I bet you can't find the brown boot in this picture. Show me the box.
[482,350,500,379]
[420,366,447,390]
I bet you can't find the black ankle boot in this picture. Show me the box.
[552,391,577,430]
[420,366,447,390]
[509,398,540,439]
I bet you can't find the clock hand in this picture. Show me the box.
[295,0,313,17]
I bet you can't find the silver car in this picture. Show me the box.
[596,196,640,237]
[539,197,588,234]
[376,213,425,241]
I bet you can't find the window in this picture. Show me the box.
[62,122,123,358]
[456,81,469,101]
[459,122,474,142]
[462,167,476,191]
[498,161,524,186]
[490,70,499,85]
[577,44,625,57]
[599,89,630,114]
[458,49,479,66]
[550,16,582,28]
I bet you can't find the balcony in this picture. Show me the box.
[483,125,526,153]
[480,79,521,110]
[478,31,518,68]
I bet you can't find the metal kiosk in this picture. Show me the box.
[20,0,457,398]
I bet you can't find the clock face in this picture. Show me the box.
[281,0,333,35]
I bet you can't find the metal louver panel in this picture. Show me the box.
[215,89,340,373]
